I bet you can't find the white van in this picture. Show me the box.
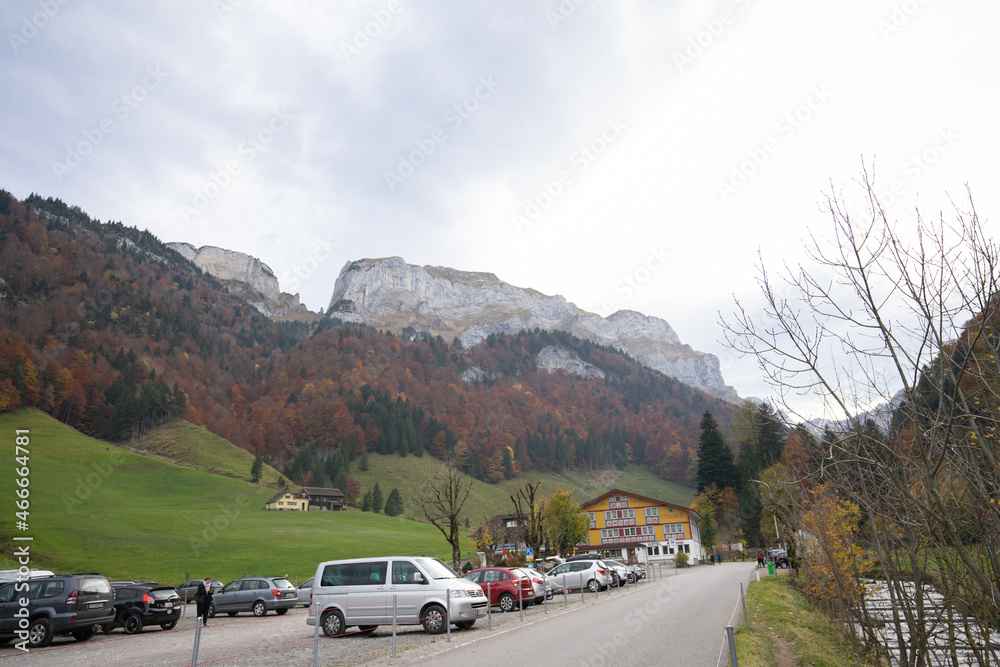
[306,557,487,635]
[0,569,54,583]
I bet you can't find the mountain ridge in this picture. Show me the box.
[327,256,739,402]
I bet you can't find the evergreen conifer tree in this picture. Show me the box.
[695,411,738,492]
[361,489,373,512]
[384,488,403,516]
[372,482,384,513]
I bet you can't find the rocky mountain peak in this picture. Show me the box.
[167,242,317,322]
[327,257,739,402]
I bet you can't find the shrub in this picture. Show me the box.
[676,552,689,568]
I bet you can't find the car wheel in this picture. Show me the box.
[100,623,114,634]
[358,625,378,633]
[161,620,177,630]
[252,600,267,617]
[123,613,144,635]
[72,627,96,642]
[28,618,52,648]
[498,593,515,613]
[455,620,475,630]
[208,602,217,618]
[275,608,288,616]
[421,604,447,634]
[321,609,345,637]
[587,578,600,593]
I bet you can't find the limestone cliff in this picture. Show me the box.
[167,243,317,322]
[327,257,739,402]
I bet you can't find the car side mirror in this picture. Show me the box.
[412,572,425,584]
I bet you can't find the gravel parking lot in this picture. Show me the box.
[0,586,637,666]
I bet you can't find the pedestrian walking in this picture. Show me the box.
[756,550,764,569]
[196,577,214,627]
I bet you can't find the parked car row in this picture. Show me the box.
[0,571,305,650]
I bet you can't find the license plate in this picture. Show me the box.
[165,602,175,608]
[88,602,105,609]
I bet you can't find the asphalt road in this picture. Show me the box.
[372,561,756,667]
[0,563,754,665]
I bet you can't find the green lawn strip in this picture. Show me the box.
[735,576,877,667]
[0,409,456,586]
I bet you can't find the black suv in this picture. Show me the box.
[103,583,181,634]
[0,574,115,648]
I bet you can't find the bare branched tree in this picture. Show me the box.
[417,458,473,571]
[723,167,1000,665]
[510,482,546,559]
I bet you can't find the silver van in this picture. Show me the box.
[306,557,487,635]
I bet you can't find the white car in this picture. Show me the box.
[545,560,612,592]
[522,567,551,604]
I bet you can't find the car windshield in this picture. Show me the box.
[150,588,176,600]
[414,558,459,580]
[271,578,294,588]
[509,568,528,578]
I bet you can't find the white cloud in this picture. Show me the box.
[2,0,998,418]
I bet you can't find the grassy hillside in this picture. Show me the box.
[0,410,455,585]
[350,452,696,526]
[136,419,285,487]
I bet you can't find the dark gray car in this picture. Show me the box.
[208,577,298,617]
[0,574,116,648]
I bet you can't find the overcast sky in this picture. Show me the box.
[3,0,998,418]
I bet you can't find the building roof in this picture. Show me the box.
[302,486,345,499]
[579,488,701,522]
[266,489,300,504]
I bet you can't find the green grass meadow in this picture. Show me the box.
[0,409,696,587]
[0,409,453,585]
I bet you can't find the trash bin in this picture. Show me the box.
[767,562,775,575]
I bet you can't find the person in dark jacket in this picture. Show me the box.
[195,577,213,626]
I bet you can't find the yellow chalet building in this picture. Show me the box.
[578,489,704,565]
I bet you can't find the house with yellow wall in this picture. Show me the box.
[578,488,704,564]
[265,489,308,511]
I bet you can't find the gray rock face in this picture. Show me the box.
[536,346,606,380]
[167,243,280,300]
[328,257,739,402]
[168,242,317,322]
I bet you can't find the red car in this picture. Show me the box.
[461,567,533,612]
